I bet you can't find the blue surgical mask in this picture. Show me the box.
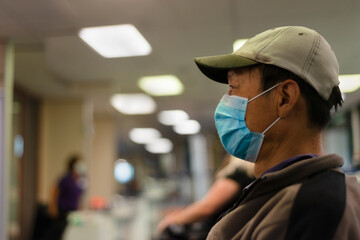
[214,83,281,162]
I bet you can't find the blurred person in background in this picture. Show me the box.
[44,154,87,240]
[157,155,255,239]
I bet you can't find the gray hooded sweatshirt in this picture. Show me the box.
[207,154,360,240]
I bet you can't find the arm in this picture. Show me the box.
[48,184,60,218]
[157,178,240,232]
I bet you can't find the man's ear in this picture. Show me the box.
[276,79,300,118]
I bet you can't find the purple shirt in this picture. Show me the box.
[260,154,318,177]
[57,174,84,211]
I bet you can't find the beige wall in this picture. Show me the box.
[38,100,84,203]
[88,116,117,202]
[38,100,117,206]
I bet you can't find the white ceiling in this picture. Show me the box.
[2,0,360,147]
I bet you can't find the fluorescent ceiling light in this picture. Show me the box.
[158,110,189,126]
[145,138,173,154]
[233,39,248,52]
[129,128,161,144]
[138,75,184,96]
[110,93,156,115]
[173,119,201,135]
[79,24,152,58]
[339,74,360,93]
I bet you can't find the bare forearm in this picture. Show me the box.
[158,178,240,231]
[48,185,59,217]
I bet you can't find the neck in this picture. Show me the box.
[70,171,80,178]
[254,130,323,178]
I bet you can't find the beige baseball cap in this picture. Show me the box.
[194,26,339,100]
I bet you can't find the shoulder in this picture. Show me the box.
[58,173,72,186]
[285,169,346,240]
[217,158,255,188]
[292,169,345,210]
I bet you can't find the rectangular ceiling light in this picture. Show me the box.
[339,74,360,93]
[173,119,201,135]
[158,110,189,126]
[145,138,173,154]
[129,128,161,144]
[79,24,152,58]
[233,39,248,52]
[138,75,184,96]
[110,93,156,115]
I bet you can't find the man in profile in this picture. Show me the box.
[194,26,360,239]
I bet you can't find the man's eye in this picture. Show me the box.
[229,85,237,90]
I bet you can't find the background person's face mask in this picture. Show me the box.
[214,83,281,162]
[75,161,87,175]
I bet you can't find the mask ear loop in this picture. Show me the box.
[247,82,282,134]
[248,82,282,103]
[262,117,281,134]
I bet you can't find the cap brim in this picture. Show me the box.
[194,54,257,84]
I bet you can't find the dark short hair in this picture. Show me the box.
[67,154,80,172]
[252,64,343,130]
